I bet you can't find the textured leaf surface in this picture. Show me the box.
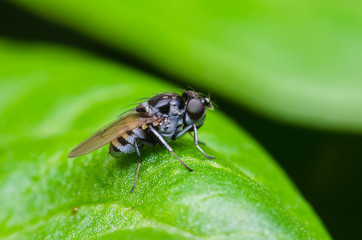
[12,0,362,132]
[0,40,330,239]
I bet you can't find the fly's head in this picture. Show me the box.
[182,90,213,127]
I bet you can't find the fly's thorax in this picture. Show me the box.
[136,90,211,136]
[156,116,183,139]
[138,93,185,117]
[135,102,150,115]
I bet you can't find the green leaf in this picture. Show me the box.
[0,40,330,239]
[11,0,362,132]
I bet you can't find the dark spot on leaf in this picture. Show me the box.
[71,206,80,215]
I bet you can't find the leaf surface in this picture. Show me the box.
[0,40,330,239]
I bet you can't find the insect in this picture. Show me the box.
[68,90,214,193]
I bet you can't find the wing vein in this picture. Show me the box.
[68,112,157,158]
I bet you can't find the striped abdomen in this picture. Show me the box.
[109,126,148,158]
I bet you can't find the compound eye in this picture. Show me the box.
[187,99,205,120]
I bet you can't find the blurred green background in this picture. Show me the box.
[1,1,361,239]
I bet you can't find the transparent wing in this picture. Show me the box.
[68,112,157,158]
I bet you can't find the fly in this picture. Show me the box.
[68,90,214,193]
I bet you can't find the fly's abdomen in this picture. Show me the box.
[109,126,147,157]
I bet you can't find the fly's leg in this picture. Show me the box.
[148,125,193,172]
[130,138,157,193]
[136,138,156,148]
[130,141,142,193]
[192,124,215,159]
[188,132,205,145]
[171,124,192,140]
[172,125,204,145]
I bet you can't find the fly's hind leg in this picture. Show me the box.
[130,138,156,193]
[136,138,156,148]
[130,141,142,193]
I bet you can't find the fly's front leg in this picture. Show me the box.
[173,125,205,145]
[192,124,215,159]
[188,132,205,145]
[148,125,193,172]
[172,124,193,140]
